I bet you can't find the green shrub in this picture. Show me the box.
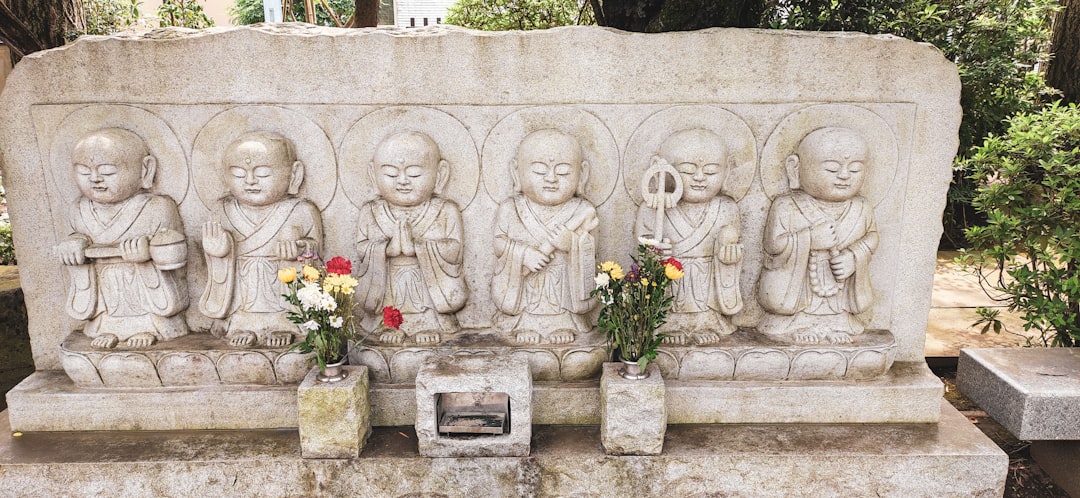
[229,0,360,26]
[962,101,1080,347]
[158,0,214,28]
[445,0,594,30]
[0,222,15,266]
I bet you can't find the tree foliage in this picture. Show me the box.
[229,0,357,26]
[158,0,214,28]
[83,0,142,35]
[446,0,594,30]
[961,102,1080,347]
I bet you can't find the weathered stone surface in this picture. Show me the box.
[1,26,957,377]
[0,401,1004,496]
[414,355,531,457]
[297,365,370,459]
[600,362,665,455]
[957,347,1080,440]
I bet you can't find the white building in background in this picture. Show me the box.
[392,0,456,28]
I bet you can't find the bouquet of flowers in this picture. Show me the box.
[591,242,684,370]
[280,256,360,372]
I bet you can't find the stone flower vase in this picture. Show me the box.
[600,362,666,455]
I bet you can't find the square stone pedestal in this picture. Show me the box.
[298,365,371,459]
[601,362,666,455]
[414,355,531,457]
[957,348,1080,440]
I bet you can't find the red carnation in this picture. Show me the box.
[664,257,682,271]
[326,256,352,276]
[382,306,403,330]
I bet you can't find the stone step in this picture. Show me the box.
[0,401,1005,496]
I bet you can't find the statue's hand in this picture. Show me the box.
[277,239,300,261]
[551,225,573,252]
[120,236,151,263]
[809,222,838,250]
[57,237,88,266]
[642,193,678,210]
[830,249,857,280]
[202,222,232,258]
[400,221,416,257]
[523,247,550,273]
[719,243,743,264]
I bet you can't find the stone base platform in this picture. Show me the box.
[6,362,941,432]
[356,328,897,383]
[59,332,312,388]
[0,401,1005,497]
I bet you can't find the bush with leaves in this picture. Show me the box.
[960,102,1080,347]
[83,0,143,35]
[158,0,215,28]
[446,0,594,30]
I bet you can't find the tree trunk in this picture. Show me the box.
[349,0,378,27]
[0,0,84,61]
[1047,0,1080,103]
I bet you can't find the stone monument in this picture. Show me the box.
[0,25,1006,495]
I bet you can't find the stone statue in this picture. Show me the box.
[199,131,323,347]
[634,129,743,345]
[758,127,878,344]
[491,129,599,344]
[57,128,189,349]
[354,131,467,344]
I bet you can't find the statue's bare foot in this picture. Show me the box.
[90,334,119,349]
[514,331,541,344]
[825,332,853,344]
[266,332,294,347]
[125,333,156,348]
[415,331,441,344]
[662,333,688,345]
[792,331,821,344]
[549,329,575,344]
[693,332,721,345]
[379,330,405,344]
[228,332,256,347]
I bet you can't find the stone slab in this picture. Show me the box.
[0,400,1004,496]
[600,362,665,455]
[0,26,959,375]
[957,348,1080,440]
[414,355,531,457]
[1030,440,1080,497]
[7,362,941,431]
[297,365,371,459]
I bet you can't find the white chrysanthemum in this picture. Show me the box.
[594,272,610,289]
[296,283,322,311]
[300,320,319,331]
[320,296,338,312]
[329,316,344,328]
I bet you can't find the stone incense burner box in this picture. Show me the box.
[0,25,958,432]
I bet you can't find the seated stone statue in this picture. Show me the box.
[354,131,467,344]
[57,128,189,349]
[492,129,599,344]
[199,131,323,347]
[758,127,878,344]
[634,129,743,345]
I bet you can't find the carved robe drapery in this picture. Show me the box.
[354,197,467,334]
[492,195,596,334]
[199,196,322,334]
[635,196,743,320]
[65,192,188,341]
[758,191,877,335]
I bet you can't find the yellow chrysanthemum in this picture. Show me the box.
[641,278,649,286]
[665,264,685,280]
[324,273,359,295]
[302,265,320,282]
[277,267,297,284]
